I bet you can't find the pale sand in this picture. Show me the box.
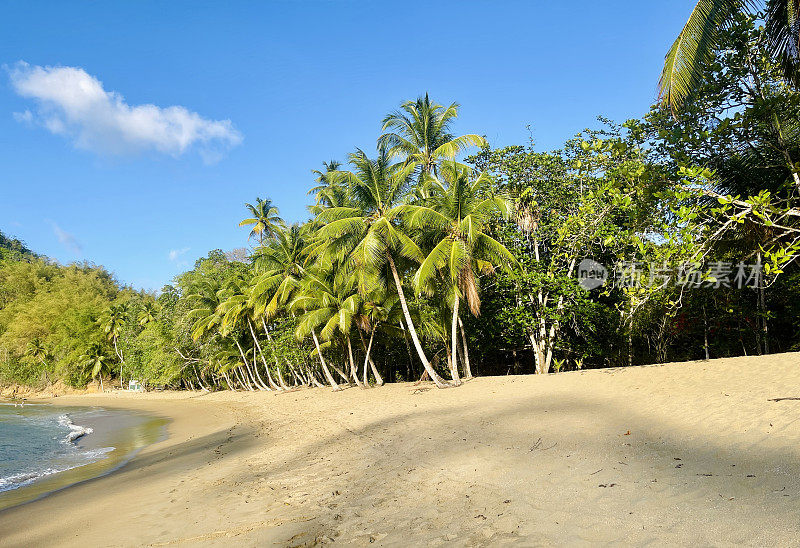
[1,352,800,546]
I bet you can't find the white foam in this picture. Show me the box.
[0,446,113,493]
[57,414,94,443]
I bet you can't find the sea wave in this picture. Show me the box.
[57,414,93,443]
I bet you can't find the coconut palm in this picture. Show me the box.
[248,224,311,386]
[660,0,800,110]
[379,93,487,177]
[80,343,113,392]
[309,161,345,207]
[100,303,128,385]
[404,163,515,384]
[292,263,365,388]
[138,301,159,326]
[314,148,450,388]
[356,289,405,386]
[239,197,284,244]
[25,338,48,365]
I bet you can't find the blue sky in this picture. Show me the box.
[0,1,694,291]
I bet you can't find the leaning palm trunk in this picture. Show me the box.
[311,329,340,390]
[332,363,350,384]
[221,369,236,391]
[275,363,290,390]
[234,339,264,390]
[233,365,251,391]
[360,327,383,386]
[387,254,448,388]
[305,363,325,387]
[346,335,363,388]
[361,328,375,386]
[261,319,291,389]
[450,294,462,386]
[458,317,472,379]
[247,320,281,390]
[113,336,124,389]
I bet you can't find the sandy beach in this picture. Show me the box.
[1,352,799,546]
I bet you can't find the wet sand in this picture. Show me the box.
[0,404,167,511]
[1,352,799,546]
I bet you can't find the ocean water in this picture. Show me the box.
[0,402,113,494]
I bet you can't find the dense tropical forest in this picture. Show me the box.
[1,12,799,391]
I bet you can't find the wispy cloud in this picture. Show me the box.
[50,221,82,256]
[12,109,33,125]
[7,62,242,163]
[168,247,190,261]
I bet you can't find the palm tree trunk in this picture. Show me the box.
[312,329,340,390]
[222,369,236,391]
[346,335,363,387]
[233,340,261,390]
[364,328,383,385]
[306,364,325,387]
[233,338,269,390]
[361,327,377,386]
[232,365,248,390]
[248,320,281,390]
[458,317,472,379]
[450,293,462,386]
[275,363,290,390]
[261,318,291,389]
[399,320,415,379]
[387,254,448,388]
[113,336,124,389]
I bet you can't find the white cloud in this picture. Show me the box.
[50,222,82,256]
[8,62,242,162]
[168,247,190,261]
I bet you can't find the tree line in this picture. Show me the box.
[2,11,800,391]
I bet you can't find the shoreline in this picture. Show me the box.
[1,353,799,546]
[0,401,168,511]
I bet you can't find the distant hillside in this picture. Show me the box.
[0,230,36,261]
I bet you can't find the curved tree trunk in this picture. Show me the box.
[222,369,236,391]
[458,317,472,379]
[358,327,383,386]
[306,364,325,387]
[248,320,281,390]
[312,329,340,390]
[261,318,291,389]
[113,336,124,389]
[233,365,251,391]
[387,254,449,388]
[235,338,268,391]
[346,335,363,388]
[450,294,462,386]
[361,328,375,386]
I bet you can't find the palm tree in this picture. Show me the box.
[660,1,800,110]
[26,338,50,384]
[309,161,345,207]
[100,303,128,386]
[239,197,284,245]
[314,148,451,388]
[80,343,113,392]
[379,93,487,177]
[356,289,405,386]
[138,301,159,326]
[26,338,48,365]
[249,224,310,385]
[405,163,516,384]
[292,263,364,388]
